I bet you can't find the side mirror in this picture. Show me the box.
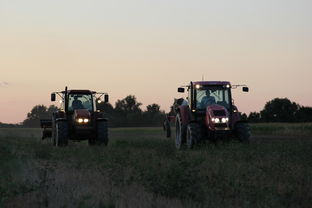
[104,94,109,103]
[51,93,56,101]
[242,87,249,92]
[178,88,185,93]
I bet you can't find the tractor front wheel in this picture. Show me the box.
[175,114,186,149]
[96,121,108,145]
[55,121,68,147]
[186,123,200,149]
[235,122,251,143]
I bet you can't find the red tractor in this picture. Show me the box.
[164,81,250,149]
[41,87,109,147]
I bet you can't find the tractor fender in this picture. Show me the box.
[177,105,191,126]
[231,113,241,129]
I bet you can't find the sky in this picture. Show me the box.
[0,0,311,124]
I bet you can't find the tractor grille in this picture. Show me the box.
[213,110,226,116]
[215,123,228,128]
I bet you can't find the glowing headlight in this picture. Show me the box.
[212,118,220,123]
[77,118,83,123]
[221,118,229,123]
[83,118,89,123]
[195,84,201,89]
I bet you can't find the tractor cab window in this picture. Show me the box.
[68,94,93,111]
[196,86,230,110]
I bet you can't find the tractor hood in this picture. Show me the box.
[73,109,91,124]
[205,104,230,130]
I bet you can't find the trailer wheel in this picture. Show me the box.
[186,123,200,149]
[97,121,108,145]
[175,114,186,149]
[55,121,68,147]
[51,117,57,146]
[235,122,251,143]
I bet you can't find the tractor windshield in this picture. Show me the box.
[196,86,231,110]
[68,94,93,111]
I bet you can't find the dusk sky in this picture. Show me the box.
[1,0,311,123]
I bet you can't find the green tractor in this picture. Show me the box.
[41,87,109,146]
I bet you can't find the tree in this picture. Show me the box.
[260,98,299,122]
[23,105,59,127]
[248,112,261,123]
[295,106,312,122]
[47,105,59,116]
[115,95,142,115]
[146,104,161,115]
[96,102,114,114]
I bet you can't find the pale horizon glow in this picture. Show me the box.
[1,0,311,123]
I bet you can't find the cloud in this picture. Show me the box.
[0,81,9,86]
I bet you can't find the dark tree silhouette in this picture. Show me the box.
[260,98,299,122]
[248,112,261,123]
[115,95,142,115]
[146,104,161,115]
[23,105,59,127]
[295,106,312,122]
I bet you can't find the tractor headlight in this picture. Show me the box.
[211,118,220,123]
[212,117,229,123]
[77,118,90,123]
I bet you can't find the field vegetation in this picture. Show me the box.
[1,124,312,207]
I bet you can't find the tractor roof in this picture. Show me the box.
[64,90,94,94]
[192,81,231,86]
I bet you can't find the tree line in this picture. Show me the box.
[22,95,165,127]
[246,98,312,123]
[1,96,311,128]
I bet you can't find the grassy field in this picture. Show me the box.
[251,123,312,136]
[0,124,312,208]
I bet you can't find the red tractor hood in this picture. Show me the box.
[205,104,230,130]
[73,109,91,119]
[206,104,229,117]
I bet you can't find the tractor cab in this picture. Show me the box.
[178,81,248,115]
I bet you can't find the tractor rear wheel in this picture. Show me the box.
[235,122,251,143]
[175,114,186,149]
[96,121,108,145]
[55,121,68,147]
[186,123,200,149]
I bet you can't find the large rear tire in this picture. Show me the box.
[186,123,200,149]
[55,121,68,147]
[175,114,186,149]
[97,121,108,145]
[235,122,251,143]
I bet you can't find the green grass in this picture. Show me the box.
[250,123,312,136]
[0,126,312,207]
